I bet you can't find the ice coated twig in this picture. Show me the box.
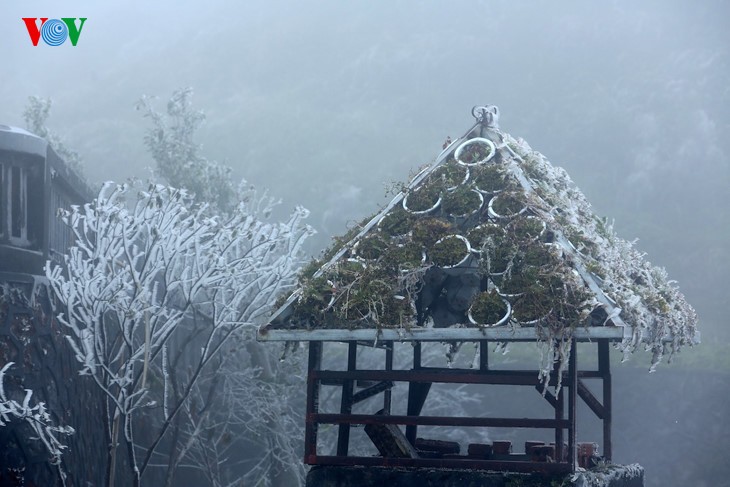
[46,181,314,486]
[0,362,74,484]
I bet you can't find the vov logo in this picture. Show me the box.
[22,18,87,46]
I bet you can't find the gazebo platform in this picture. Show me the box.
[263,327,625,475]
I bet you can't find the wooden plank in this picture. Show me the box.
[415,438,461,455]
[468,443,493,458]
[364,410,419,459]
[310,455,572,474]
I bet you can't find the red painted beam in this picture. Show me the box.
[312,413,570,429]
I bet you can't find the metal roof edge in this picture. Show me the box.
[257,325,625,342]
[0,124,48,158]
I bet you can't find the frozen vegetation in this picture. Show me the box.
[273,122,698,392]
[39,91,316,486]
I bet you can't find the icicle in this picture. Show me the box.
[445,342,460,368]
[162,344,169,418]
[280,340,297,362]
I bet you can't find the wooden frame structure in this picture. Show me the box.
[260,326,623,474]
[259,109,696,478]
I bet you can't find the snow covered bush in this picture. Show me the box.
[136,88,236,214]
[46,181,313,486]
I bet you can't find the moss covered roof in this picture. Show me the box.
[261,108,698,369]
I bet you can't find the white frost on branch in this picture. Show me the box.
[0,362,75,475]
[45,180,314,485]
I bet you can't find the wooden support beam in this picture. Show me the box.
[479,340,489,370]
[577,379,605,419]
[304,341,322,463]
[384,341,393,413]
[336,341,357,456]
[364,412,419,459]
[352,381,394,404]
[258,325,626,343]
[315,413,571,429]
[406,342,428,443]
[413,341,422,369]
[313,368,567,386]
[405,382,432,443]
[568,339,577,471]
[599,339,612,461]
[554,363,564,465]
[535,385,558,409]
[356,340,389,349]
[313,368,604,384]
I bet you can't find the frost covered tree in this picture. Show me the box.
[46,181,313,487]
[172,343,306,487]
[136,88,236,214]
[0,362,75,485]
[130,88,316,487]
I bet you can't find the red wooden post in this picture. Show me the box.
[304,341,322,463]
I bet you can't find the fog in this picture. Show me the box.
[1,1,728,486]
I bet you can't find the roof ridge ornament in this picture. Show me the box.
[472,105,500,129]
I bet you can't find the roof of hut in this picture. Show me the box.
[259,106,698,369]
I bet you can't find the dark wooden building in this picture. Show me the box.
[0,124,106,487]
[0,124,91,275]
